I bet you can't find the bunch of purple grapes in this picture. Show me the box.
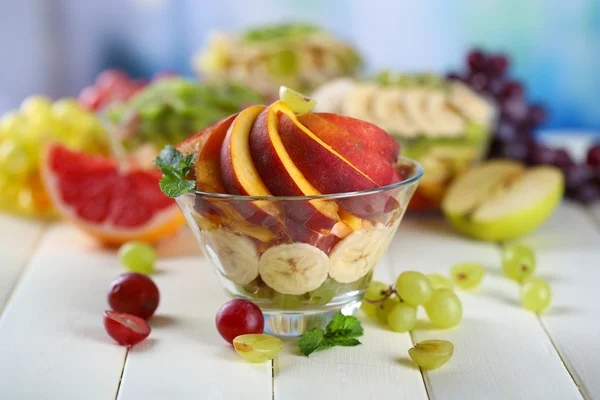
[448,49,600,204]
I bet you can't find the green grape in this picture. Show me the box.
[0,111,24,139]
[424,289,462,329]
[51,98,81,120]
[502,244,536,283]
[233,334,283,363]
[375,296,400,324]
[118,242,157,275]
[521,278,551,313]
[360,280,390,318]
[395,271,433,306]
[450,263,485,290]
[427,273,454,290]
[0,139,32,177]
[20,95,52,117]
[409,340,454,370]
[305,280,338,306]
[387,302,417,332]
[271,292,304,310]
[241,278,276,300]
[279,86,316,114]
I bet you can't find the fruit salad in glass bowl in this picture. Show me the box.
[157,88,422,336]
[312,73,497,211]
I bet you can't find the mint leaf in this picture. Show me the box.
[325,312,363,338]
[299,328,327,356]
[154,145,196,198]
[299,312,364,356]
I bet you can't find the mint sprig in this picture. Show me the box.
[154,145,196,198]
[299,312,363,356]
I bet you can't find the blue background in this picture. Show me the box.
[1,0,599,131]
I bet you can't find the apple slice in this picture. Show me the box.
[313,113,400,163]
[443,162,564,241]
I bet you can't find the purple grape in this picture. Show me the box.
[467,49,486,72]
[500,81,524,100]
[529,145,558,165]
[467,73,488,92]
[486,77,505,97]
[564,164,593,191]
[484,55,509,77]
[572,184,600,204]
[554,149,575,169]
[587,144,600,167]
[526,104,547,127]
[501,97,529,123]
[495,121,518,142]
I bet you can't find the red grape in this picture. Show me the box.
[103,310,151,346]
[495,121,518,142]
[484,55,509,77]
[96,69,128,89]
[467,73,488,92]
[467,49,486,72]
[530,145,558,165]
[564,164,593,191]
[586,144,600,167]
[554,148,575,169]
[108,273,160,320]
[501,97,529,123]
[526,104,547,126]
[572,184,600,204]
[215,299,264,344]
[500,81,524,100]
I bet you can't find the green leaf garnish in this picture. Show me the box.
[298,311,363,356]
[154,145,196,198]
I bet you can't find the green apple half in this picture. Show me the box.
[442,160,564,241]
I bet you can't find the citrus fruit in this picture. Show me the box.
[41,143,184,245]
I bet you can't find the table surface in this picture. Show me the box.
[0,199,599,400]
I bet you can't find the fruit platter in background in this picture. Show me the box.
[194,24,362,98]
[311,73,496,211]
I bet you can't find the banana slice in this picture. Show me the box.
[204,230,259,285]
[328,226,391,283]
[259,243,330,295]
[342,82,379,124]
[371,87,419,136]
[448,81,495,125]
[311,77,356,113]
[423,90,465,136]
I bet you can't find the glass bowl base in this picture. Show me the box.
[263,300,361,337]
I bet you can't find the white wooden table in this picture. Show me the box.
[0,199,599,400]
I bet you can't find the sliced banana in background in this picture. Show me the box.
[448,81,495,125]
[342,83,379,124]
[328,226,390,283]
[259,243,330,295]
[311,77,355,113]
[204,229,259,285]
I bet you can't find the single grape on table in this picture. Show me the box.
[119,242,157,275]
[424,289,463,329]
[233,334,283,362]
[107,273,160,320]
[502,244,536,283]
[521,278,552,313]
[395,271,433,306]
[409,340,454,370]
[450,263,485,290]
[216,299,265,344]
[103,310,151,346]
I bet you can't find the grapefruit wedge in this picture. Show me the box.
[42,143,184,245]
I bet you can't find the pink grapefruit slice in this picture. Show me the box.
[42,143,184,245]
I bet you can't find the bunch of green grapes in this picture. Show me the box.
[0,96,107,216]
[106,77,264,151]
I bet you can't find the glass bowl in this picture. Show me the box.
[176,157,423,336]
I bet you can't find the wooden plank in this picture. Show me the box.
[0,224,126,400]
[389,218,583,400]
[0,215,45,312]
[516,201,600,251]
[273,247,428,400]
[538,250,600,400]
[116,228,272,400]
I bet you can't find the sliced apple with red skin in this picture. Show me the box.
[248,102,340,233]
[314,113,400,163]
[297,113,401,186]
[276,111,396,218]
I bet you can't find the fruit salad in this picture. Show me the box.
[193,24,362,97]
[158,88,422,317]
[312,74,496,210]
[0,97,108,217]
